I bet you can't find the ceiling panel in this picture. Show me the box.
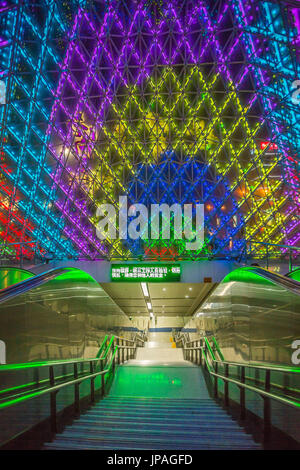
[101,282,217,317]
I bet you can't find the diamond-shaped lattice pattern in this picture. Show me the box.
[0,0,299,260]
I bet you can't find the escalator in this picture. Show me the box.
[287,268,300,282]
[0,265,300,449]
[183,265,300,366]
[0,267,34,290]
[0,266,135,364]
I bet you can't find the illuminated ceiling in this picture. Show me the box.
[0,0,299,261]
[101,282,215,317]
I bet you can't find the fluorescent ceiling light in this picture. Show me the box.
[141,282,149,297]
[147,302,152,310]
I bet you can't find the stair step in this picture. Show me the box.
[70,419,240,429]
[60,425,251,437]
[104,400,215,406]
[44,441,260,450]
[84,402,230,409]
[85,409,229,417]
[51,433,256,445]
[79,415,233,424]
[91,402,225,408]
[43,366,260,451]
[47,436,260,450]
[96,403,223,410]
[73,414,237,423]
[105,397,215,402]
[80,410,231,419]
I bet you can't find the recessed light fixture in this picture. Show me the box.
[189,287,192,291]
[147,302,152,310]
[185,295,189,298]
[162,287,166,291]
[141,282,149,297]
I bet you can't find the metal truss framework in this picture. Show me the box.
[0,0,299,261]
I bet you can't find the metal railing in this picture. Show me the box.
[241,239,300,272]
[175,335,300,441]
[1,238,298,269]
[0,241,45,268]
[0,332,146,443]
[173,331,190,348]
[114,332,146,364]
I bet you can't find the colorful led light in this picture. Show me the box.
[0,0,298,261]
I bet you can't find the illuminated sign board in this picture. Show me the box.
[111,264,181,282]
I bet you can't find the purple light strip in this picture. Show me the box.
[55,4,167,189]
[47,9,84,132]
[48,7,120,257]
[58,5,131,257]
[84,0,230,127]
[292,8,300,38]
[47,10,108,257]
[199,2,231,80]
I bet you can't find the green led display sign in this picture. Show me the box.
[111,264,181,282]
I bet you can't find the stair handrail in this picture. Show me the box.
[134,331,147,345]
[0,336,117,402]
[174,331,191,348]
[141,328,148,342]
[96,334,109,358]
[182,335,300,373]
[0,331,138,447]
[200,348,300,406]
[183,335,300,441]
[113,334,145,348]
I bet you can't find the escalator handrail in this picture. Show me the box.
[0,267,82,303]
[243,266,300,294]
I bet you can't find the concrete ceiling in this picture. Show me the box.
[100,282,217,317]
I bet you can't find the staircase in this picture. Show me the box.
[44,332,261,450]
[44,396,260,450]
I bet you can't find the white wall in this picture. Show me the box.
[132,315,191,330]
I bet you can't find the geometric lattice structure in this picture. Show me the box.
[0,0,299,260]
[124,151,244,260]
